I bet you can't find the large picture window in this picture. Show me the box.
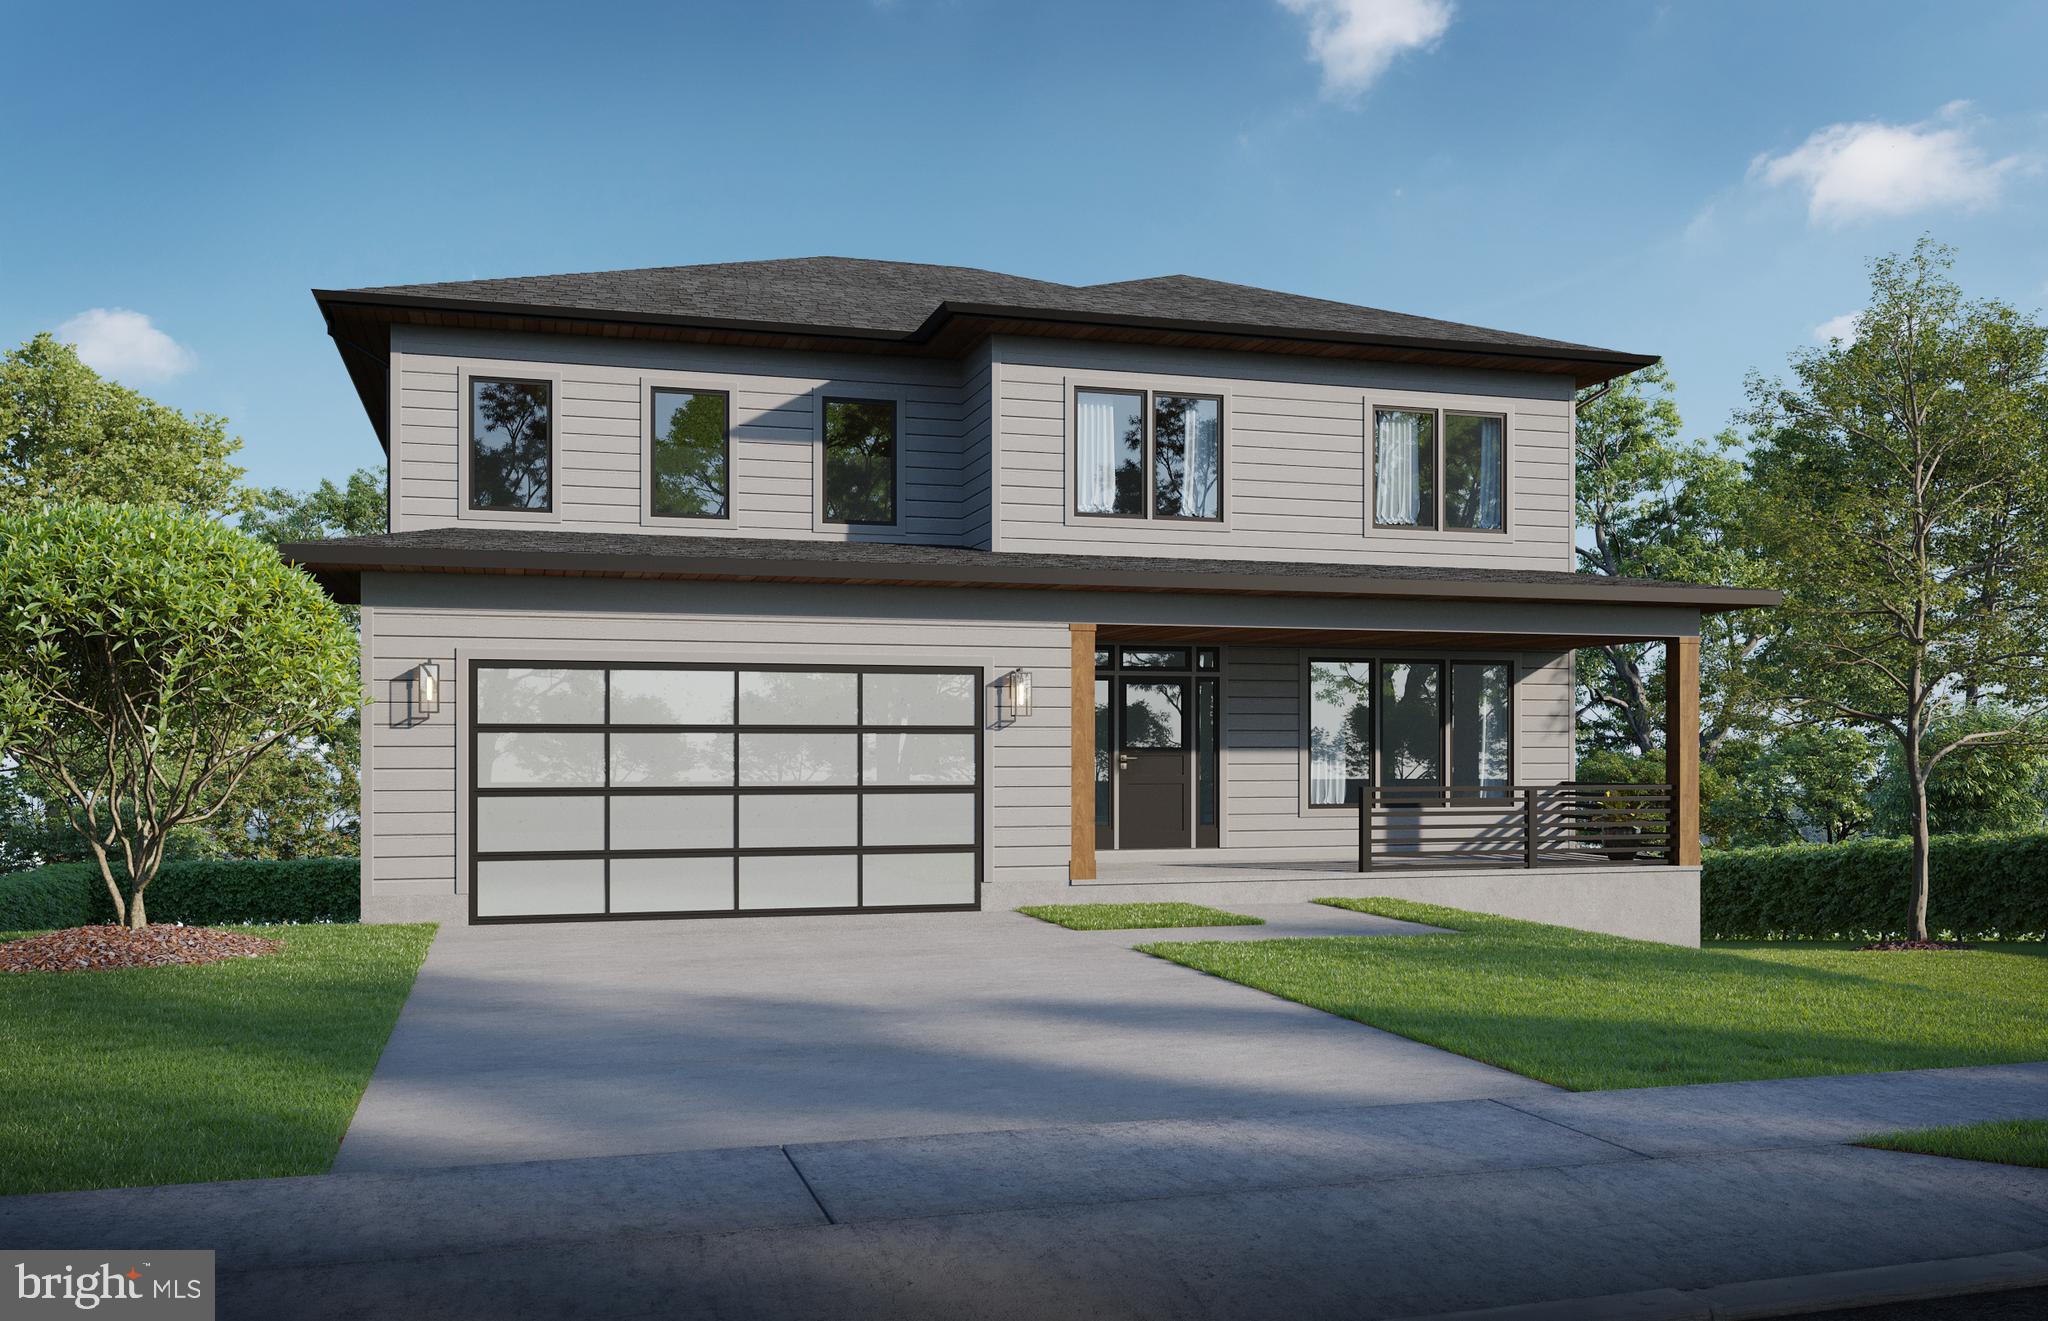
[1373,406,1505,533]
[470,378,553,512]
[1309,658,1513,805]
[649,388,730,519]
[1076,387,1222,521]
[822,397,897,525]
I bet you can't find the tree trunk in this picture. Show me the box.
[129,887,148,930]
[1907,755,1932,943]
[86,842,126,927]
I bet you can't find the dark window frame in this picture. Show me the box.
[1306,655,1517,808]
[1370,405,1509,536]
[1072,384,1226,524]
[820,395,900,527]
[646,385,733,522]
[468,375,556,514]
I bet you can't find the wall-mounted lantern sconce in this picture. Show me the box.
[998,669,1033,722]
[410,661,442,720]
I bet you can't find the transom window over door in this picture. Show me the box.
[470,378,553,512]
[1373,407,1505,532]
[822,397,897,525]
[649,387,730,519]
[1075,387,1222,521]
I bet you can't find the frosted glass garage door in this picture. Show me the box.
[469,663,981,922]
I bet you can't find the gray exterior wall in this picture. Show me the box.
[357,574,1671,923]
[384,327,1579,569]
[988,336,1576,568]
[389,326,983,545]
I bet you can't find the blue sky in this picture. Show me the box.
[4,0,2044,493]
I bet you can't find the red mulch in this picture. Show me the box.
[0,925,282,973]
[1855,940,1973,952]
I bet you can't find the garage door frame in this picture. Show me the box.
[467,658,985,924]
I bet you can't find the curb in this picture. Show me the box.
[1387,1246,2048,1321]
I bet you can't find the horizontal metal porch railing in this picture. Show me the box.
[1357,783,1676,871]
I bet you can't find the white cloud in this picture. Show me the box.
[1749,103,2022,227]
[54,308,196,384]
[1277,0,1454,99]
[1813,312,1860,345]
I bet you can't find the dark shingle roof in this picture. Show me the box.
[282,526,1775,613]
[342,256,1640,361]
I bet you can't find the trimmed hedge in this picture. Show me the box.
[0,858,360,931]
[1703,832,2048,941]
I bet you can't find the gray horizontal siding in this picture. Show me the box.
[389,327,982,544]
[992,337,1576,571]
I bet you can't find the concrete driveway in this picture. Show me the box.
[336,902,1548,1171]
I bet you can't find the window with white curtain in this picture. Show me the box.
[1444,413,1505,531]
[1075,389,1146,516]
[1373,409,1435,528]
[1075,387,1220,520]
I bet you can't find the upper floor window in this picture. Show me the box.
[1373,407,1504,532]
[649,387,730,519]
[822,397,896,525]
[1076,388,1222,521]
[471,378,552,512]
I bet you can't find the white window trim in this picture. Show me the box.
[638,370,738,530]
[456,361,565,526]
[810,384,910,534]
[1363,392,1517,540]
[1061,371,1236,533]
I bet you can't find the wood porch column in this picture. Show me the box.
[1070,624,1098,880]
[1665,634,1701,866]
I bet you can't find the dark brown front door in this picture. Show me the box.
[1118,678,1190,848]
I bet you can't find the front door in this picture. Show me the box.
[1118,678,1191,849]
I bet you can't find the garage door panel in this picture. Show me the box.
[739,794,857,848]
[470,662,981,923]
[477,859,605,917]
[864,852,976,907]
[610,795,733,850]
[863,792,976,846]
[740,854,859,910]
[477,732,605,787]
[609,857,734,913]
[477,795,605,853]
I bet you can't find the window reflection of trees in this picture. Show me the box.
[1310,662,1372,804]
[472,380,552,511]
[651,390,729,518]
[1122,682,1185,749]
[823,399,896,524]
[1153,396,1219,519]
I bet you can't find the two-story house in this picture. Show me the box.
[286,258,1773,944]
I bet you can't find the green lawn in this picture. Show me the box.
[1018,902,1264,931]
[1860,1119,2048,1169]
[1137,899,2048,1090]
[0,923,436,1195]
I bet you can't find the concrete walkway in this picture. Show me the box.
[6,1062,2045,1320]
[334,902,1538,1171]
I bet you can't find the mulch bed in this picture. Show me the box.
[1856,940,1973,952]
[0,925,282,973]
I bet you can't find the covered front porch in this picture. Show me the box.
[1065,621,1704,886]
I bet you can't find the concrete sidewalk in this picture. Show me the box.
[6,1062,2044,1320]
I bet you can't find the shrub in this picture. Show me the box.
[1703,832,2048,941]
[0,858,359,931]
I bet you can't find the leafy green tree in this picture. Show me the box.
[243,467,386,541]
[1745,239,2048,940]
[1575,364,1768,764]
[1706,727,1878,846]
[0,333,247,516]
[650,394,730,517]
[0,504,358,926]
[1870,705,2048,837]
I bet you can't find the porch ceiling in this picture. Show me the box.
[1094,623,1689,648]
